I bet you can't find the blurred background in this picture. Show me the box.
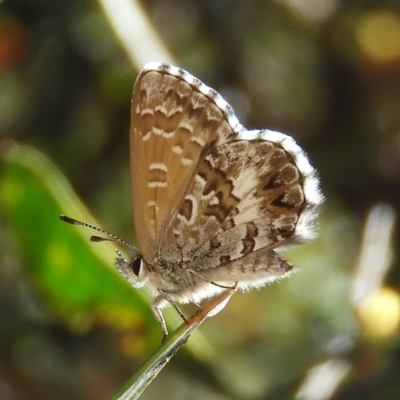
[1,0,400,399]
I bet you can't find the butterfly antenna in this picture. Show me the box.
[60,214,137,252]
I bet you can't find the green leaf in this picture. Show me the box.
[0,141,156,340]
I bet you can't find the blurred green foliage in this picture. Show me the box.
[0,1,400,400]
[0,143,153,331]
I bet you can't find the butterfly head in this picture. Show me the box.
[115,249,148,288]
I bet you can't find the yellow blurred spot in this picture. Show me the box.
[355,10,400,63]
[97,303,145,331]
[357,287,400,339]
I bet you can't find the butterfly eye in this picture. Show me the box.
[132,256,142,276]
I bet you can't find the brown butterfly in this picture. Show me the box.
[61,63,323,340]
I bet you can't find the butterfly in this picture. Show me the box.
[62,62,323,339]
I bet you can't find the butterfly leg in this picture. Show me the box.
[151,296,169,341]
[152,291,188,341]
[158,289,188,323]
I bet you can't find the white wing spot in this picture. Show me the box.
[155,105,168,115]
[195,173,207,183]
[149,162,168,172]
[172,145,183,154]
[168,106,183,117]
[141,108,154,116]
[201,189,215,201]
[147,200,159,211]
[209,196,219,205]
[148,181,168,188]
[190,136,205,146]
[153,127,164,136]
[162,130,175,138]
[151,127,175,139]
[142,131,152,141]
[179,121,194,133]
[181,157,193,166]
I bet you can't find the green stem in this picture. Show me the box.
[109,287,236,400]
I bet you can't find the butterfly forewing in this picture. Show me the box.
[130,64,241,263]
